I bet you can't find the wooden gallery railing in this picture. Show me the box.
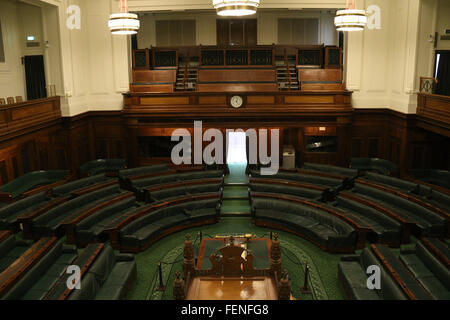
[130,45,344,93]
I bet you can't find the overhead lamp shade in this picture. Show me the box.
[212,0,260,16]
[334,9,367,31]
[108,13,140,35]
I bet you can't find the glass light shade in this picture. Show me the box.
[108,13,140,35]
[334,9,367,31]
[212,0,260,16]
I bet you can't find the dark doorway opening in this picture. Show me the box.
[24,55,47,100]
[435,50,450,96]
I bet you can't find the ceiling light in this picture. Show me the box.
[212,0,260,17]
[334,0,367,31]
[108,0,140,35]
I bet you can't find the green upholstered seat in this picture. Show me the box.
[0,236,32,273]
[2,241,78,300]
[350,158,397,176]
[351,185,446,237]
[80,159,126,176]
[249,169,342,188]
[33,185,125,238]
[52,174,115,197]
[148,182,222,203]
[68,246,136,300]
[119,164,169,179]
[249,183,322,200]
[75,197,139,246]
[251,197,356,251]
[303,163,358,178]
[335,196,402,244]
[120,199,220,250]
[0,191,50,230]
[411,169,450,189]
[361,172,418,192]
[0,170,69,200]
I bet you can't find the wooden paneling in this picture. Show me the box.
[130,84,173,93]
[298,69,342,82]
[140,97,189,105]
[247,96,275,104]
[417,93,450,137]
[198,69,276,83]
[197,83,277,93]
[198,96,227,105]
[284,95,334,104]
[132,70,176,83]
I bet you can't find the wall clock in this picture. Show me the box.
[230,96,244,108]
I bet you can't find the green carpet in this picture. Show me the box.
[126,217,347,300]
[223,185,248,198]
[225,163,248,184]
[221,199,251,215]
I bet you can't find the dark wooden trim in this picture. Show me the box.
[0,230,12,243]
[420,237,450,269]
[249,177,327,191]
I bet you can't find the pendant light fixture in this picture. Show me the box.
[334,0,367,31]
[212,0,260,17]
[108,0,140,35]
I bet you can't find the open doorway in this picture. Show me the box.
[24,55,47,100]
[226,132,248,164]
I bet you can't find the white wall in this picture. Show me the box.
[137,10,338,48]
[345,0,423,114]
[436,0,450,50]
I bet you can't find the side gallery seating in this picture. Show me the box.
[399,241,450,299]
[302,163,359,179]
[0,242,136,300]
[145,180,224,203]
[0,233,33,273]
[339,241,448,300]
[249,181,323,201]
[345,184,447,237]
[350,158,398,176]
[80,159,127,176]
[411,169,450,190]
[250,196,357,253]
[0,170,70,202]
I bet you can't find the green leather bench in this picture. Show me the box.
[411,169,450,189]
[350,158,397,176]
[0,170,70,202]
[131,170,224,193]
[0,191,51,231]
[360,172,418,192]
[75,197,140,247]
[80,159,126,176]
[351,184,446,237]
[0,235,33,273]
[32,185,127,239]
[303,163,359,178]
[372,244,433,300]
[414,185,450,212]
[338,248,408,300]
[400,241,450,300]
[251,197,357,253]
[119,164,169,179]
[1,241,78,300]
[120,198,221,252]
[52,174,116,197]
[249,182,323,200]
[249,169,343,188]
[68,245,136,300]
[334,196,402,245]
[146,182,223,203]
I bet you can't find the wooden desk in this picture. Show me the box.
[186,276,278,300]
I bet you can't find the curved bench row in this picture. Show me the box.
[339,240,449,300]
[0,236,136,300]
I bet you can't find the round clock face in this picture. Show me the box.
[230,96,243,108]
